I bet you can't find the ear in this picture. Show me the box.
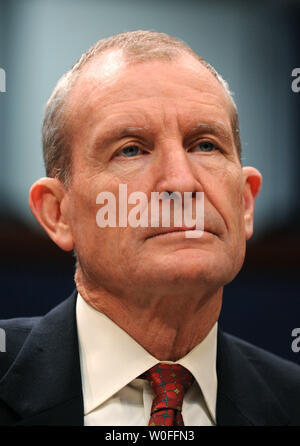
[29,177,74,251]
[242,166,262,240]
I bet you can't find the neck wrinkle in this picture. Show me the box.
[75,266,223,361]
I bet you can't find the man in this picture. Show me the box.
[0,30,299,426]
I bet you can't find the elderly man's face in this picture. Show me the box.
[62,51,259,299]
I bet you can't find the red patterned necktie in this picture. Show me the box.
[145,363,194,426]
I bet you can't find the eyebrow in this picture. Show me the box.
[90,122,233,155]
[91,126,149,153]
[188,122,232,144]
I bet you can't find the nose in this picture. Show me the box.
[155,140,200,195]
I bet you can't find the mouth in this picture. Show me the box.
[145,225,218,241]
[146,226,198,240]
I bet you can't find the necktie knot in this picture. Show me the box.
[145,363,194,426]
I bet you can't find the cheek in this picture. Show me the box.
[68,175,139,257]
[224,175,245,240]
[202,166,246,280]
[66,178,106,251]
[217,169,247,270]
[203,163,245,233]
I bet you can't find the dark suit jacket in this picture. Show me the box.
[0,290,300,426]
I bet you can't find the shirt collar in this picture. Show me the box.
[76,293,217,421]
[176,322,218,422]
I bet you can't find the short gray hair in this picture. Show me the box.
[42,30,241,185]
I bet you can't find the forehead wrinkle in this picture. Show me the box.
[99,125,152,142]
[117,125,151,136]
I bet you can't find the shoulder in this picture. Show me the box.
[0,316,42,378]
[224,332,300,382]
[0,316,41,331]
[0,291,78,382]
[220,331,300,424]
[0,314,41,339]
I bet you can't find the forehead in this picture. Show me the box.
[66,51,233,139]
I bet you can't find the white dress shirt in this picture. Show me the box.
[76,293,218,426]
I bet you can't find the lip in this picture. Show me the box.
[145,225,218,241]
[146,226,198,240]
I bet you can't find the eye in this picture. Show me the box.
[193,141,216,152]
[116,145,141,157]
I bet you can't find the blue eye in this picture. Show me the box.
[197,141,215,152]
[119,145,140,157]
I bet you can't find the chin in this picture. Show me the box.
[142,252,232,291]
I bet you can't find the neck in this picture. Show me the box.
[75,268,223,361]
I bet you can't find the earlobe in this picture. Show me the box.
[29,177,74,251]
[242,167,262,240]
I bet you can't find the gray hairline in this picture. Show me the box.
[42,44,241,186]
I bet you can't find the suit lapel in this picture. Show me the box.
[0,290,84,426]
[216,329,289,426]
